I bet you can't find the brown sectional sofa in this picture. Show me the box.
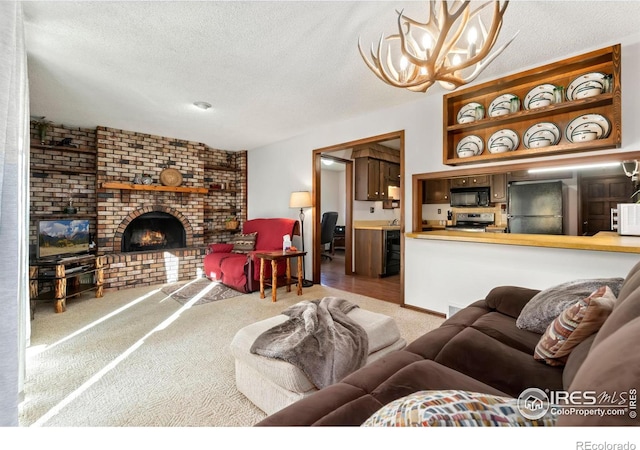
[256,261,640,426]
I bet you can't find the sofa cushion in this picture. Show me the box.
[558,316,640,426]
[208,243,234,253]
[516,278,624,334]
[435,327,563,397]
[230,231,257,254]
[592,286,640,350]
[370,360,508,407]
[243,218,298,251]
[561,334,596,390]
[484,286,541,319]
[471,312,541,354]
[362,390,557,427]
[615,259,640,306]
[534,286,615,366]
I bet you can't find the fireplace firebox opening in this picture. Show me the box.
[121,212,186,252]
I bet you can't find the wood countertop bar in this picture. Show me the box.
[406,230,640,254]
[353,220,401,231]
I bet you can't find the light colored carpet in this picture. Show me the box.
[20,279,444,427]
[161,278,243,304]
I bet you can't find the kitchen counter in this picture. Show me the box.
[354,225,401,231]
[353,220,401,231]
[406,230,640,254]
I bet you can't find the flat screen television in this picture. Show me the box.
[37,219,91,260]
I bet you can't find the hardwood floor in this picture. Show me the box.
[320,250,402,304]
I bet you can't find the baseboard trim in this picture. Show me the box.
[401,303,446,318]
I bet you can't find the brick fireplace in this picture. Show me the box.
[30,122,247,292]
[96,127,207,289]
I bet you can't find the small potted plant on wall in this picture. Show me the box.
[225,216,239,230]
[34,117,53,144]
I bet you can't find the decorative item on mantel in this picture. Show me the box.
[225,217,239,230]
[132,174,142,184]
[357,0,519,93]
[141,174,153,185]
[159,168,183,187]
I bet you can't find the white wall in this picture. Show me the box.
[248,36,640,310]
[320,168,343,223]
[405,239,639,314]
[353,200,400,222]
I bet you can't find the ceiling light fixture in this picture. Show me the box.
[193,101,212,110]
[358,1,518,93]
[321,158,334,166]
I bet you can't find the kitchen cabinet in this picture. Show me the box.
[490,173,507,203]
[354,228,400,277]
[507,169,573,182]
[443,45,621,166]
[355,158,380,200]
[423,179,450,204]
[383,161,400,188]
[450,175,491,188]
[355,158,400,201]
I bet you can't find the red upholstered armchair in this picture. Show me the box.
[203,218,300,293]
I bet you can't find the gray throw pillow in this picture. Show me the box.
[516,278,624,334]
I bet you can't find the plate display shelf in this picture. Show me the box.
[443,44,621,166]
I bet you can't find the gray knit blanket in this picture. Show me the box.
[250,297,369,389]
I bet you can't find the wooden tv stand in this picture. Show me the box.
[29,253,105,317]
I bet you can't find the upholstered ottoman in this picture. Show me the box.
[230,307,406,415]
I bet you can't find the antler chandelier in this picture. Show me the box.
[358,1,518,93]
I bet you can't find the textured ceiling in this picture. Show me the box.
[23,1,640,151]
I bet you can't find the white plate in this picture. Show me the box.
[488,129,519,153]
[488,93,519,117]
[523,122,561,149]
[456,102,484,124]
[524,84,556,110]
[565,114,611,143]
[566,72,606,101]
[456,135,484,158]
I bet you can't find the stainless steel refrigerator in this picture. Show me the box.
[507,181,564,234]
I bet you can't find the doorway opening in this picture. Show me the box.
[578,171,634,235]
[312,130,405,305]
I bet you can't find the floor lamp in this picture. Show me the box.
[289,191,314,287]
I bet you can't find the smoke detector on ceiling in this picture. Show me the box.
[193,101,212,110]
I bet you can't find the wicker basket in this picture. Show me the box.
[225,220,239,230]
[159,168,183,187]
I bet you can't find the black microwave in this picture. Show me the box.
[450,186,490,207]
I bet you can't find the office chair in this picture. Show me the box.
[320,211,339,261]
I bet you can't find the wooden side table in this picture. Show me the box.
[255,250,307,302]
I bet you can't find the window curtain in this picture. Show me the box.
[0,0,29,427]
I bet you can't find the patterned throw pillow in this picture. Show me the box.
[230,232,257,254]
[516,278,623,333]
[362,390,557,427]
[534,286,616,366]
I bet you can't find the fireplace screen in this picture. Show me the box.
[121,212,186,252]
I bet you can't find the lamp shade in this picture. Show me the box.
[289,191,312,209]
